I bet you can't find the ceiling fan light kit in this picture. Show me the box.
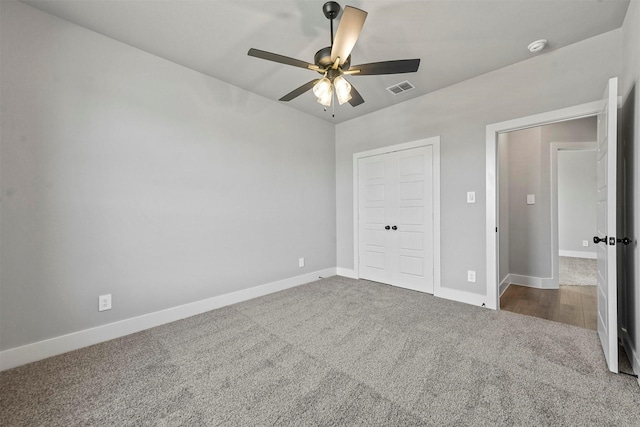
[247,1,421,113]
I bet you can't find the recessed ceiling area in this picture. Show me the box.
[21,0,630,123]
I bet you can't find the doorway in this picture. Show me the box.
[497,117,599,330]
[485,101,605,310]
[556,147,599,328]
[487,78,621,373]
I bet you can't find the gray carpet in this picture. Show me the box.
[1,276,639,426]
[559,256,597,286]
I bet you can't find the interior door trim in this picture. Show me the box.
[486,100,605,310]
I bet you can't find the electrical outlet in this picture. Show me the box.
[298,257,305,268]
[526,194,535,205]
[467,270,476,283]
[582,240,589,247]
[98,294,112,311]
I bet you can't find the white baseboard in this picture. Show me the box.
[336,267,357,279]
[499,277,511,296]
[559,250,597,259]
[0,268,336,372]
[339,270,490,309]
[621,328,640,388]
[434,286,494,309]
[504,274,558,290]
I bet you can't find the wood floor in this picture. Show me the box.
[500,284,597,330]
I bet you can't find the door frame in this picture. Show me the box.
[353,136,441,293]
[550,141,598,288]
[486,100,604,309]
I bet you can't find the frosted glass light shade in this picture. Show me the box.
[333,76,352,105]
[317,89,332,106]
[313,77,332,106]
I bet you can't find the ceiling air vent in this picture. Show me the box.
[386,80,415,95]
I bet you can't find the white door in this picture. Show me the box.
[594,77,618,373]
[358,145,434,293]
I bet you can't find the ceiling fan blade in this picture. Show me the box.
[248,48,319,71]
[348,84,364,107]
[350,59,420,75]
[279,79,320,102]
[330,6,367,66]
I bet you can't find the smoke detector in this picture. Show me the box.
[527,39,548,53]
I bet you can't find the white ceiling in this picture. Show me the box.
[21,0,630,124]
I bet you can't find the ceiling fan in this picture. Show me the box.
[248,1,420,109]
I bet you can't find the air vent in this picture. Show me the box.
[386,80,415,95]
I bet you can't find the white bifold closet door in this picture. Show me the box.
[358,145,434,294]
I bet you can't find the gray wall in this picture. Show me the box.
[620,0,640,372]
[504,127,548,278]
[501,117,596,279]
[0,1,336,351]
[336,31,620,297]
[558,150,597,254]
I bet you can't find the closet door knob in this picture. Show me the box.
[392,226,398,230]
[385,225,390,230]
[593,236,607,244]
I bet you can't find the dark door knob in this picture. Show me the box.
[392,226,398,230]
[385,225,390,230]
[617,237,632,245]
[593,236,607,244]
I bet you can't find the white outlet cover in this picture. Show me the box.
[582,240,589,247]
[99,294,112,311]
[526,194,535,205]
[467,270,476,283]
[298,257,305,268]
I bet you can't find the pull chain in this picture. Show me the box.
[332,91,335,117]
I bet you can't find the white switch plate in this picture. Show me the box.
[582,240,589,247]
[98,294,112,311]
[298,257,305,268]
[526,194,535,205]
[467,270,476,283]
[467,191,475,204]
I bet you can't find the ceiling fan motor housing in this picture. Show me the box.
[314,47,350,71]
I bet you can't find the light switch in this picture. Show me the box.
[526,194,535,205]
[467,191,476,204]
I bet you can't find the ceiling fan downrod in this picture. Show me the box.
[322,1,341,46]
[313,2,351,73]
